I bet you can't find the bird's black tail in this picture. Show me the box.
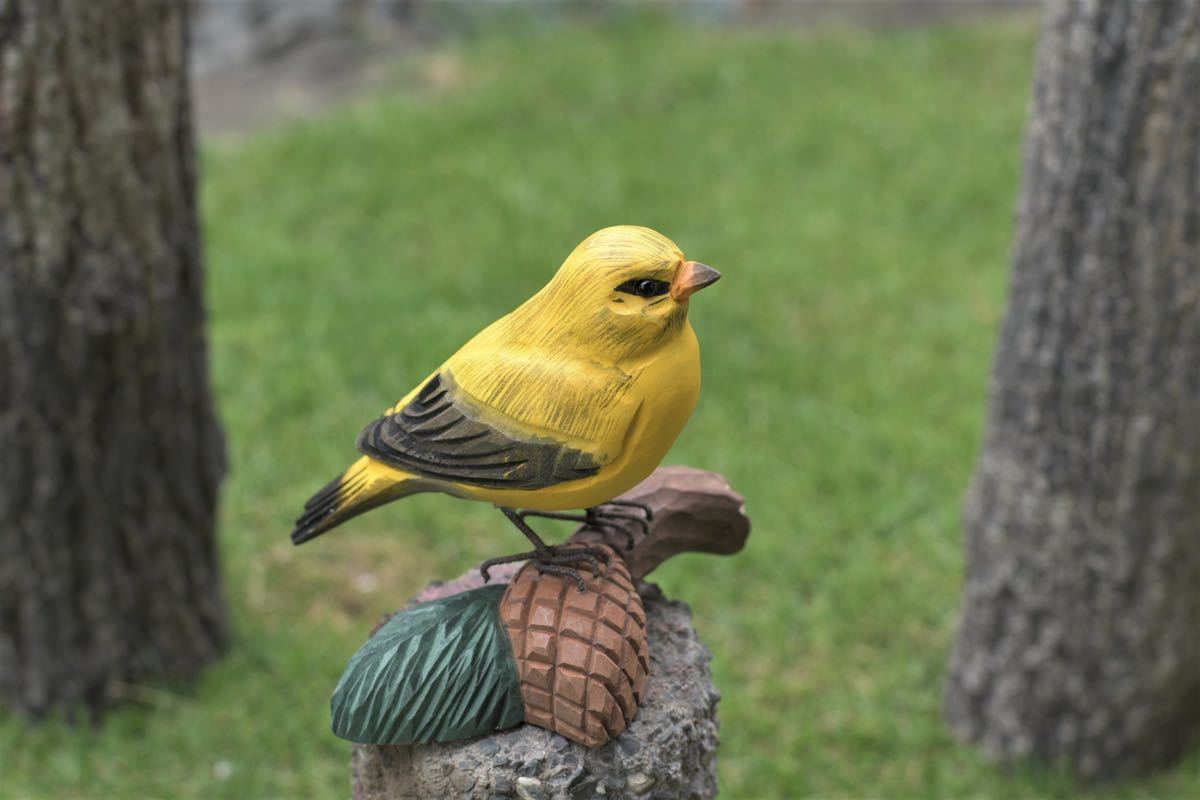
[291,459,415,545]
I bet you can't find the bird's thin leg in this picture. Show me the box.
[603,498,655,521]
[584,508,635,550]
[520,506,638,551]
[592,507,650,536]
[480,508,551,583]
[585,506,654,550]
[532,563,587,592]
[480,551,538,583]
[479,507,612,589]
[517,510,589,525]
[517,509,627,540]
[534,550,605,581]
[503,507,551,550]
[506,509,613,564]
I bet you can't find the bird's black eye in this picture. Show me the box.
[615,278,671,298]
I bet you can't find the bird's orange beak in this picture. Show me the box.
[670,260,721,302]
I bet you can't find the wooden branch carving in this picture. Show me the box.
[571,465,750,581]
[337,466,749,754]
[415,465,750,604]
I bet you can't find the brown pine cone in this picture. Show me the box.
[499,546,650,748]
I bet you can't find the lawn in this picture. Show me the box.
[5,13,1200,799]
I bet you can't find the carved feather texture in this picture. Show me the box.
[294,225,707,535]
[444,226,683,447]
[357,373,602,489]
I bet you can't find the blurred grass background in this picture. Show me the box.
[5,13,1200,799]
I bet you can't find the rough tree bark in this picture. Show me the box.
[945,1,1200,780]
[0,0,227,716]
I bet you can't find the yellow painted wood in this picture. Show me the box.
[335,226,714,516]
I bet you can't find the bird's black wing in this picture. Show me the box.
[356,372,602,490]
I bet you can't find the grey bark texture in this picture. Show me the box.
[0,0,227,716]
[945,0,1200,781]
[351,587,720,800]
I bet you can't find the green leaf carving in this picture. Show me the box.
[330,584,525,745]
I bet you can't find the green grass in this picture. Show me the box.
[6,15,1200,799]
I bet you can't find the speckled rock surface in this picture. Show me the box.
[351,585,719,799]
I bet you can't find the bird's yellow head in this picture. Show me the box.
[512,225,720,362]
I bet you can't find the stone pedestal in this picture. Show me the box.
[347,467,750,800]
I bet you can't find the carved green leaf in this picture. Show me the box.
[330,584,525,744]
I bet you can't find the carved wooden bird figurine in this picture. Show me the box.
[291,225,720,586]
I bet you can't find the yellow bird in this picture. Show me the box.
[292,225,720,586]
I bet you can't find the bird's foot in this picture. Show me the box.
[480,551,538,584]
[533,545,614,591]
[513,503,652,552]
[584,502,653,550]
[600,498,655,522]
[479,544,613,592]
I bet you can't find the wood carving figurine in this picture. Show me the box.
[291,226,720,588]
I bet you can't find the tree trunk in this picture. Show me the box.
[0,0,227,717]
[945,1,1200,780]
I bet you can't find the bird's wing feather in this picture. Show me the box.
[445,346,642,448]
[356,371,611,490]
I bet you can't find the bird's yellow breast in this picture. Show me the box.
[448,319,701,511]
[370,224,706,512]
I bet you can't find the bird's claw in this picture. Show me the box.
[478,550,540,583]
[534,563,588,592]
[602,498,654,522]
[533,545,613,591]
[585,503,652,550]
[511,503,652,552]
[479,544,612,592]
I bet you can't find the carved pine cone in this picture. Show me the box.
[499,546,650,747]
